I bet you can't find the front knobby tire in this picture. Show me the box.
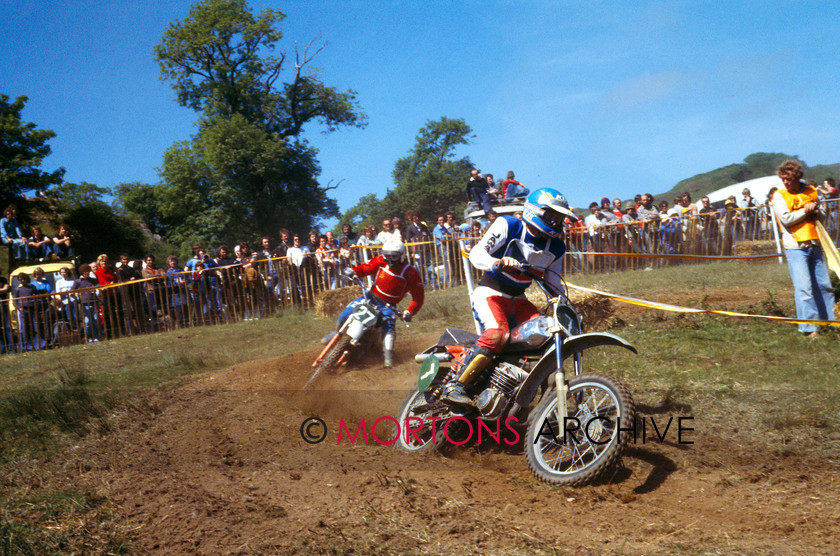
[394,387,452,452]
[525,373,635,487]
[304,335,352,389]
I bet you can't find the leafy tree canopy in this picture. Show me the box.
[116,116,340,252]
[129,0,364,249]
[114,181,169,237]
[339,117,473,230]
[154,0,365,134]
[64,200,148,264]
[11,181,154,263]
[335,192,380,232]
[0,94,65,200]
[48,181,111,209]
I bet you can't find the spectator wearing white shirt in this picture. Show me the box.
[377,218,402,244]
[55,266,79,330]
[285,234,306,303]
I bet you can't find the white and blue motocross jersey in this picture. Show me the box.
[469,215,567,295]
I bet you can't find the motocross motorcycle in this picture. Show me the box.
[305,275,404,389]
[395,266,637,487]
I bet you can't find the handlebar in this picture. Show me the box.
[510,262,540,280]
[507,262,567,300]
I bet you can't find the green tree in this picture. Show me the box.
[49,181,111,208]
[387,117,473,220]
[135,0,364,249]
[114,181,170,237]
[335,193,381,232]
[64,201,148,263]
[154,0,364,132]
[341,117,473,228]
[742,152,798,178]
[34,180,150,262]
[0,94,65,200]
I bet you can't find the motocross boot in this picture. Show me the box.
[383,332,396,368]
[441,347,492,406]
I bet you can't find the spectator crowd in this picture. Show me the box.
[0,200,492,354]
[2,170,839,355]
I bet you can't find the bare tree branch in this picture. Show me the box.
[264,53,286,88]
[323,178,345,191]
[294,37,327,73]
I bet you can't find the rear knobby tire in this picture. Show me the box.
[304,335,352,389]
[525,373,635,487]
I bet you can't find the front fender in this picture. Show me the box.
[514,332,636,408]
[345,318,369,341]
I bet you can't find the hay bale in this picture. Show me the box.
[315,285,363,318]
[525,283,614,330]
[569,288,614,330]
[734,240,778,256]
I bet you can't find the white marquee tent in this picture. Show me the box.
[701,175,783,207]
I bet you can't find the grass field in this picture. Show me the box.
[1,260,839,553]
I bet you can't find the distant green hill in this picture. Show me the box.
[656,152,840,202]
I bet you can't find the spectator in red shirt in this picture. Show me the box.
[502,171,529,198]
[612,198,624,219]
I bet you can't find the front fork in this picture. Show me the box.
[553,339,584,426]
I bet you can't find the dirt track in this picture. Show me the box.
[59,333,840,554]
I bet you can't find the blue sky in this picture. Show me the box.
[3,0,839,229]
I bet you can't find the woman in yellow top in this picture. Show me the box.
[771,159,835,337]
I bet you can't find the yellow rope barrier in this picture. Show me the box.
[566,282,840,328]
[565,252,781,260]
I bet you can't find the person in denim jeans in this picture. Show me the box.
[502,171,530,198]
[467,169,493,214]
[55,266,79,332]
[166,256,188,327]
[78,264,102,342]
[433,215,455,287]
[1,207,29,261]
[27,225,52,260]
[772,159,836,337]
[258,236,280,300]
[141,255,165,331]
[315,235,338,290]
[51,224,74,258]
[0,270,13,354]
[14,273,46,351]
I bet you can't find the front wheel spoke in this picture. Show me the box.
[569,442,587,470]
[573,426,605,470]
[545,443,572,469]
[546,451,567,470]
[527,377,632,484]
[585,390,607,415]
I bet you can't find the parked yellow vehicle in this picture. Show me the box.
[9,260,73,291]
[7,261,78,342]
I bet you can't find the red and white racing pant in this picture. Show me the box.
[471,285,540,353]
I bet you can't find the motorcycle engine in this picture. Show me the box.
[475,362,529,419]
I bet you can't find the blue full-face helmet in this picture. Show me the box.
[522,188,576,238]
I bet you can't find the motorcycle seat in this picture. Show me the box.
[437,327,479,347]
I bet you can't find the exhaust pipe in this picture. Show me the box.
[414,352,453,364]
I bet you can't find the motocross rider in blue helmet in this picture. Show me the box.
[441,187,576,406]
